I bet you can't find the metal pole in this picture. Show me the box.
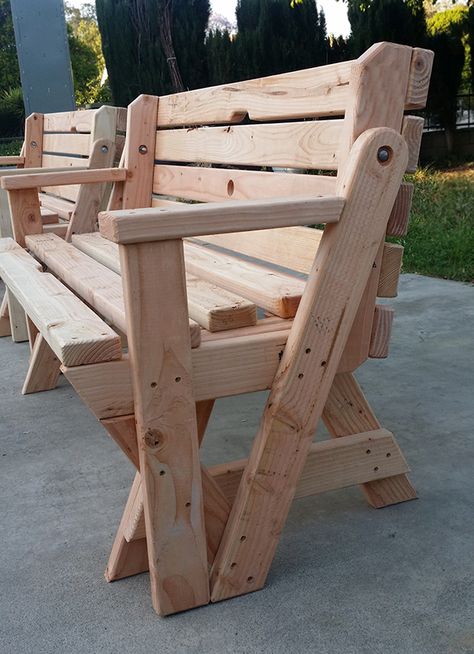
[10,0,76,115]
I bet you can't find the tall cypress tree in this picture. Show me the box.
[96,0,210,105]
[232,0,328,80]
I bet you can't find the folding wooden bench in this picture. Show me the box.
[0,42,433,616]
[0,106,126,342]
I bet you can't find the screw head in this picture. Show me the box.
[30,140,37,148]
[377,146,391,163]
[138,144,148,154]
[101,145,109,153]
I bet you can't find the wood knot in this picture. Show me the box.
[144,428,164,449]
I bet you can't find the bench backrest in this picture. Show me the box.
[22,106,126,204]
[116,43,431,210]
[112,42,432,369]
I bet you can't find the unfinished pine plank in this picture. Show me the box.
[156,120,342,170]
[184,241,304,318]
[22,334,61,394]
[186,275,256,331]
[40,194,75,220]
[334,42,413,374]
[153,164,338,203]
[386,182,413,237]
[72,232,121,272]
[2,168,126,191]
[0,238,122,366]
[7,289,28,342]
[405,47,435,110]
[42,133,91,157]
[41,154,88,169]
[402,115,424,173]
[338,43,412,168]
[323,372,416,507]
[43,223,68,237]
[119,239,209,615]
[66,138,116,239]
[104,472,149,582]
[0,156,25,166]
[103,405,230,566]
[26,233,201,343]
[63,328,291,420]
[196,226,323,275]
[210,429,408,504]
[0,187,13,238]
[121,95,158,210]
[24,114,43,167]
[157,62,353,126]
[369,305,394,359]
[209,128,409,602]
[101,415,140,469]
[40,208,59,224]
[29,233,248,334]
[378,242,404,298]
[99,195,344,244]
[0,292,10,337]
[7,188,43,248]
[26,316,39,350]
[43,109,95,133]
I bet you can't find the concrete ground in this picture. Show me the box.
[0,274,473,654]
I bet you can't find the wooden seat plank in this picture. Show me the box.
[0,237,122,366]
[39,193,75,220]
[28,233,255,334]
[184,241,305,318]
[75,232,305,319]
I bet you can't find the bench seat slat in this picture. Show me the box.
[0,237,122,366]
[184,242,304,318]
[39,193,75,220]
[73,232,304,319]
[29,233,255,334]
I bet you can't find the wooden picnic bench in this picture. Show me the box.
[0,106,126,342]
[0,42,433,616]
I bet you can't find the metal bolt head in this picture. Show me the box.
[138,144,148,154]
[101,145,109,153]
[30,140,37,148]
[377,146,391,163]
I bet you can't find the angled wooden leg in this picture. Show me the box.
[0,292,11,337]
[323,372,416,508]
[26,316,39,351]
[103,399,227,585]
[209,128,409,602]
[105,472,149,582]
[7,289,28,342]
[22,334,61,394]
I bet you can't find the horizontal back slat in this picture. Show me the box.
[41,154,89,169]
[153,164,337,202]
[43,109,95,133]
[157,61,353,127]
[155,120,342,170]
[42,133,91,157]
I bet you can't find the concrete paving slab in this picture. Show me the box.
[0,274,473,654]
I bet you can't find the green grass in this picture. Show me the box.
[398,165,474,282]
[0,139,22,157]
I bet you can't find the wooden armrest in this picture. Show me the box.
[0,165,88,180]
[99,195,345,244]
[1,167,127,191]
[0,156,25,166]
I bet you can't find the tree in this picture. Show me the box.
[65,2,109,105]
[232,0,328,80]
[96,0,211,105]
[0,0,23,135]
[347,0,426,56]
